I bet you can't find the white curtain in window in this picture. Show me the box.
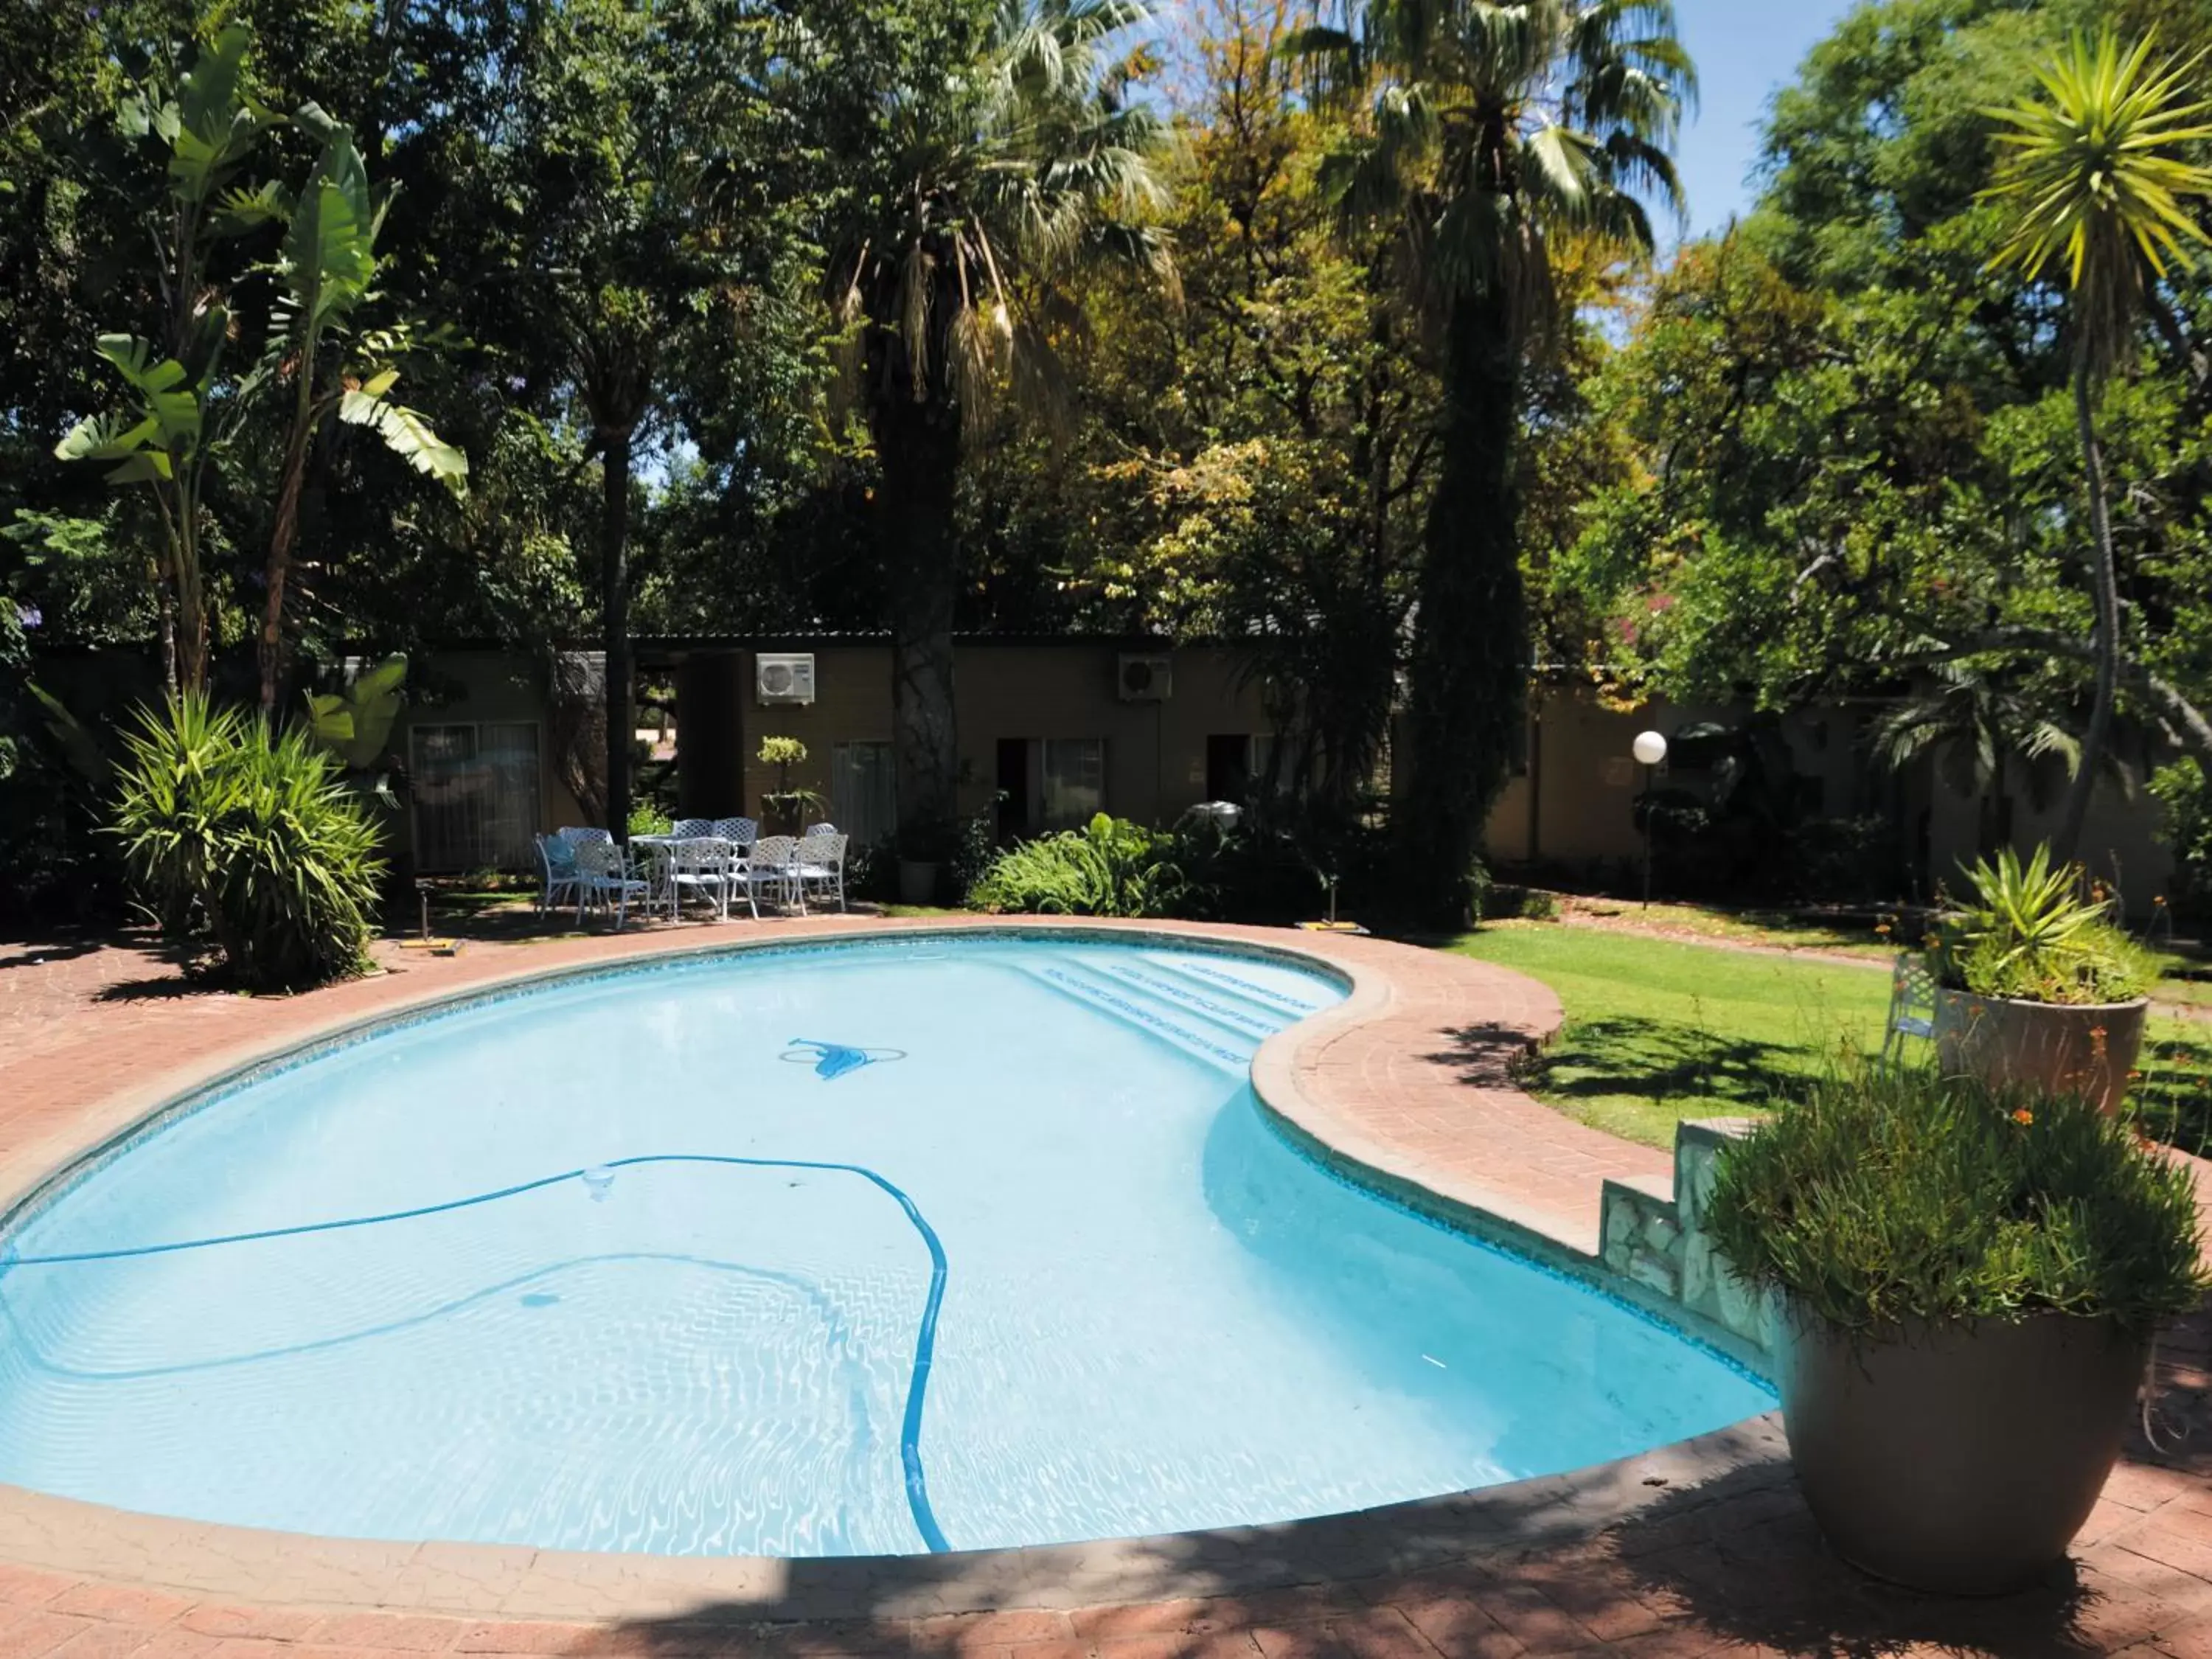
[832,742,897,848]
[1040,738,1105,830]
[409,723,542,872]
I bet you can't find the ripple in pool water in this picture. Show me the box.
[0,937,1772,1555]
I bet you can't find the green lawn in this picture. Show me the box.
[1448,922,2212,1158]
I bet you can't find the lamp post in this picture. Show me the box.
[1632,730,1668,911]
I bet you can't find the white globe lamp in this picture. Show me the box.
[1631,730,1667,909]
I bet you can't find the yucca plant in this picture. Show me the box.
[1935,844,2153,1006]
[111,694,384,990]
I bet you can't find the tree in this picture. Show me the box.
[1871,661,2084,855]
[506,0,799,834]
[820,0,1175,858]
[1982,27,2212,861]
[1301,0,1695,925]
[52,23,282,693]
[257,113,466,711]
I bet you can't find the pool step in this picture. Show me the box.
[1021,959,1256,1074]
[1086,960,1281,1042]
[1136,954,1328,1021]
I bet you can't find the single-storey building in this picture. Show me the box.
[384,638,2171,910]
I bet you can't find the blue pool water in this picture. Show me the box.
[0,937,1770,1556]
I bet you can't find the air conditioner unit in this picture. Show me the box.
[1118,653,1173,703]
[755,652,816,706]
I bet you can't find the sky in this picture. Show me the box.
[1670,0,1864,237]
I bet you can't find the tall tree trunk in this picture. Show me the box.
[875,396,964,859]
[1394,285,1525,929]
[600,427,635,837]
[2054,363,2119,865]
[260,372,320,712]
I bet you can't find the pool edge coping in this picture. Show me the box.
[0,917,1784,1621]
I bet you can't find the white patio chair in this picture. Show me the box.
[573,839,648,931]
[670,818,713,838]
[556,826,614,849]
[802,821,838,838]
[663,836,738,922]
[734,835,799,919]
[796,830,847,913]
[712,816,759,847]
[1879,950,1938,1069]
[534,833,582,916]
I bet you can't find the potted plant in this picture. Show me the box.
[1704,1068,2207,1595]
[1929,846,2154,1113]
[757,735,827,837]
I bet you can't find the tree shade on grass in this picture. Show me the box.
[1447,923,2212,1157]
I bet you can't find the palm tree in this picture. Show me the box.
[826,0,1174,861]
[1983,29,2212,863]
[1297,0,1694,927]
[1871,662,2084,858]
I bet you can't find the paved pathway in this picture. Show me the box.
[0,915,2208,1657]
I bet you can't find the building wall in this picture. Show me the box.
[1482,690,1877,869]
[392,651,586,871]
[713,641,1274,835]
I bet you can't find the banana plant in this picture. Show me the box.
[305,653,408,802]
[54,23,285,693]
[259,116,466,710]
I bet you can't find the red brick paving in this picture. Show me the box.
[1,915,2209,1657]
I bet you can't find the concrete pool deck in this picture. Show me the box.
[1,914,2208,1656]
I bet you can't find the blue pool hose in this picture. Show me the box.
[0,1154,954,1554]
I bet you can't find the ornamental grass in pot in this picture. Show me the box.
[1705,1068,2208,1596]
[1930,846,2154,1113]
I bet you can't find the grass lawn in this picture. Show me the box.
[1448,922,2212,1158]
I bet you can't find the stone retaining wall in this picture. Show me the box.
[1598,1118,1779,1370]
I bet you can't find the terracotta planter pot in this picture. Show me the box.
[1931,990,2147,1113]
[1776,1302,2146,1595]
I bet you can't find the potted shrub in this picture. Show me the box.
[1705,1068,2208,1595]
[1930,846,2154,1113]
[757,735,827,837]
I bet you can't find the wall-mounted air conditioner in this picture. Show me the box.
[756,652,816,706]
[1118,653,1172,703]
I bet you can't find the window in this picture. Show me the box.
[409,723,542,872]
[1040,738,1105,830]
[831,742,897,848]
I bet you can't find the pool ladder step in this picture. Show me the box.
[1085,960,1282,1042]
[1021,960,1257,1074]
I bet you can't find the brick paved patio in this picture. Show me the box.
[1,914,2208,1657]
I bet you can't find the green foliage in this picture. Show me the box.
[757,735,807,768]
[304,654,407,773]
[1703,1064,2210,1336]
[967,813,1186,917]
[110,694,383,990]
[626,800,672,838]
[1938,844,2154,1004]
[2149,758,2212,919]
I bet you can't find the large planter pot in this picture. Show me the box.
[897,858,941,906]
[1932,990,2148,1113]
[1776,1301,2147,1595]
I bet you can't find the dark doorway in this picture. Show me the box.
[996,738,1031,841]
[1206,734,1253,805]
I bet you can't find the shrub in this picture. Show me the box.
[111,695,384,990]
[1935,845,2154,1005]
[626,800,671,838]
[2149,758,2212,922]
[1703,1066,2208,1337]
[967,813,1185,917]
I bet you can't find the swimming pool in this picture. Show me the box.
[0,934,1771,1557]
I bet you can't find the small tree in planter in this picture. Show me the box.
[1930,845,2156,1111]
[1705,1068,2207,1594]
[757,735,826,837]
